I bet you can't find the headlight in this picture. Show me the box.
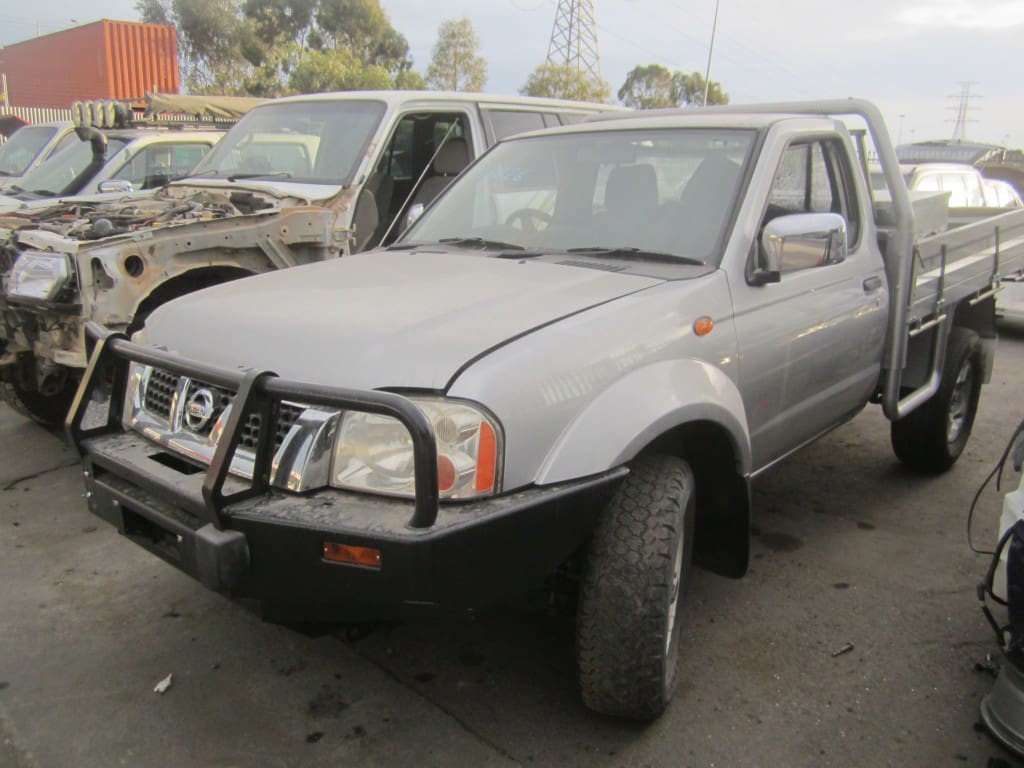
[331,397,501,500]
[7,251,74,301]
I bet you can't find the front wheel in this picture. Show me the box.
[891,327,983,473]
[1,379,78,427]
[576,453,695,720]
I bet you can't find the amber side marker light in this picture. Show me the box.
[693,316,714,336]
[323,542,382,569]
[475,421,497,493]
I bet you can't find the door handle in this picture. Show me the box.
[863,275,883,293]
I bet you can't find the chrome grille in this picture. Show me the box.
[128,364,338,492]
[143,369,178,419]
[138,366,306,452]
[239,403,305,452]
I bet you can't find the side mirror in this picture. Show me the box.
[98,179,133,194]
[751,212,848,285]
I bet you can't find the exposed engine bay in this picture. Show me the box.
[0,184,344,422]
[0,186,277,249]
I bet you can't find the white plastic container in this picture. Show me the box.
[993,463,1024,602]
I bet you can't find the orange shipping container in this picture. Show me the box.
[0,20,179,110]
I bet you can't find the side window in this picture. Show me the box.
[378,112,472,183]
[766,143,833,215]
[484,109,545,141]
[763,138,860,273]
[372,111,474,245]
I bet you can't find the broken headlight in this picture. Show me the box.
[6,251,74,301]
[331,397,501,501]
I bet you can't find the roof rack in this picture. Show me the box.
[71,93,267,130]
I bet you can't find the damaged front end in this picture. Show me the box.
[0,185,351,422]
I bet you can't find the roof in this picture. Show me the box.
[268,90,625,113]
[509,110,827,142]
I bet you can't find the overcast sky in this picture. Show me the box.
[2,0,1020,146]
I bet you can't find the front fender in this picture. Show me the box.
[535,359,751,485]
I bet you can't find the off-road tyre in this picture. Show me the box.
[576,453,695,720]
[891,326,983,474]
[1,380,78,427]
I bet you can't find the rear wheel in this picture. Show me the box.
[1,379,78,427]
[576,453,695,720]
[891,327,983,473]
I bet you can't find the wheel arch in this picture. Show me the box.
[535,359,751,578]
[649,420,751,579]
[953,296,996,383]
[128,265,256,331]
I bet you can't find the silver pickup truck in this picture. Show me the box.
[67,99,1024,720]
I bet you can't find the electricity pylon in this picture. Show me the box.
[948,81,980,142]
[545,0,602,82]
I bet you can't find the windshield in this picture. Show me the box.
[404,128,755,265]
[0,125,59,176]
[15,138,130,198]
[187,100,386,186]
[15,136,129,197]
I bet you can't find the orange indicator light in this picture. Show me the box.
[693,316,715,336]
[323,542,382,569]
[475,421,497,492]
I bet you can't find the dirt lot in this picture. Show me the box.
[1,325,1023,768]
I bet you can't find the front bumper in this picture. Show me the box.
[82,432,623,621]
[70,323,626,621]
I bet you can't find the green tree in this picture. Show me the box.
[617,64,677,109]
[289,48,391,92]
[312,0,414,75]
[137,0,425,96]
[520,63,611,103]
[137,0,252,94]
[672,71,729,106]
[425,18,487,92]
[617,64,729,109]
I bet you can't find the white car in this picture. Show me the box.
[0,128,223,214]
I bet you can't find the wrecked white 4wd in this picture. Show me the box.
[1,91,614,423]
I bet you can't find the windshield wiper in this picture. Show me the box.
[566,247,705,266]
[225,171,294,182]
[438,236,525,251]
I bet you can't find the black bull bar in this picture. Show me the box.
[66,321,441,530]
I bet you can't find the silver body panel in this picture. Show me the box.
[141,251,663,391]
